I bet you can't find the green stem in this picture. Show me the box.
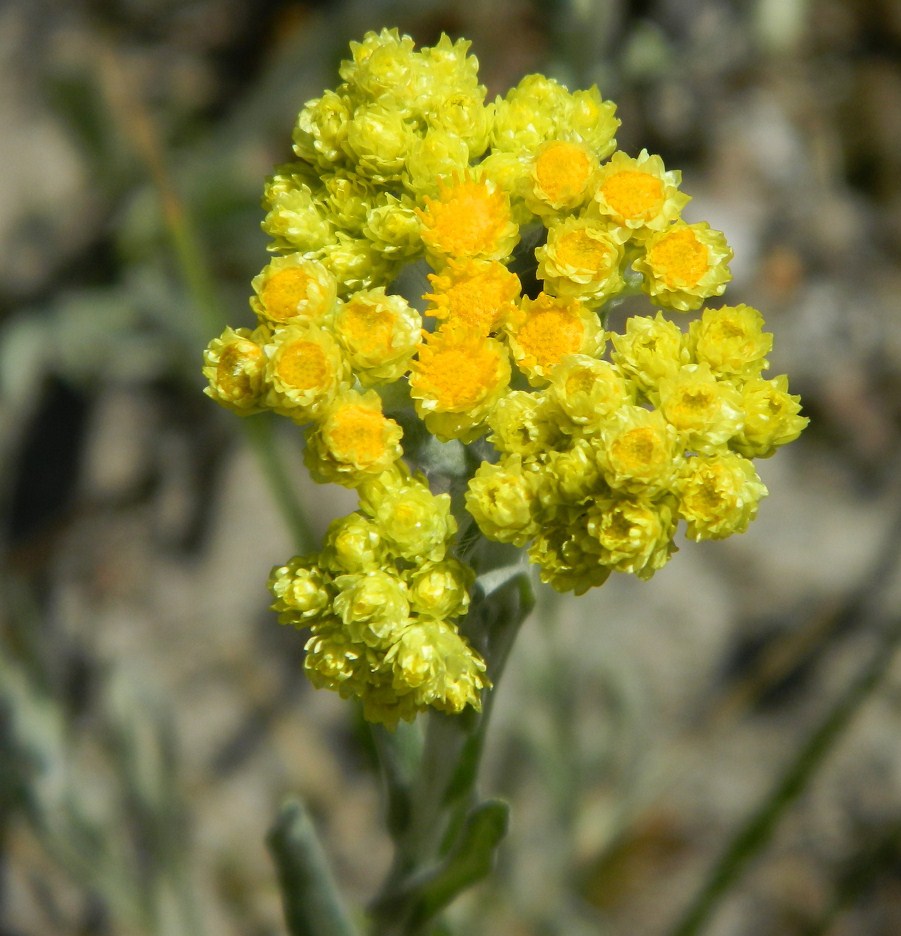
[267,800,361,936]
[368,565,535,936]
[669,611,901,936]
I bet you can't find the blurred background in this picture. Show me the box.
[2,0,901,934]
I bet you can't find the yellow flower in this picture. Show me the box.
[202,326,268,414]
[409,328,511,442]
[657,363,744,452]
[333,287,420,384]
[407,559,475,620]
[339,29,422,108]
[320,512,384,573]
[426,92,493,160]
[730,375,808,458]
[304,628,367,695]
[384,619,489,715]
[261,183,335,253]
[585,494,677,579]
[370,478,457,562]
[528,512,611,595]
[333,570,411,648]
[403,129,472,197]
[688,304,773,378]
[292,89,353,167]
[424,258,521,336]
[634,221,733,312]
[264,323,349,422]
[610,312,690,394]
[250,254,337,327]
[345,104,416,183]
[539,437,605,509]
[417,174,520,262]
[592,149,690,240]
[492,75,619,158]
[268,555,332,625]
[362,192,422,259]
[548,354,635,430]
[506,292,604,385]
[419,33,485,100]
[465,456,541,546]
[304,389,403,486]
[317,232,399,296]
[524,140,598,217]
[596,405,679,495]
[675,452,768,541]
[535,218,625,304]
[487,389,565,456]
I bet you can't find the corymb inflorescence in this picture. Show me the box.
[203,29,808,727]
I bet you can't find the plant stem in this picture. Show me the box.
[368,564,535,935]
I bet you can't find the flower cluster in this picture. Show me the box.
[203,29,807,724]
[268,464,485,726]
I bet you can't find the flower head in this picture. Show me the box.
[634,222,733,312]
[675,452,768,540]
[524,140,598,217]
[251,254,338,326]
[263,323,350,421]
[535,218,625,304]
[333,287,420,384]
[203,326,268,414]
[689,304,772,378]
[418,174,520,261]
[424,258,521,336]
[592,149,690,240]
[409,328,511,441]
[304,389,404,486]
[507,292,604,385]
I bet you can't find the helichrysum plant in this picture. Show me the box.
[203,28,808,934]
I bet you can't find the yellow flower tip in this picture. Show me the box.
[602,170,664,220]
[649,228,709,285]
[334,288,420,384]
[528,139,597,213]
[251,256,337,326]
[592,149,689,238]
[548,354,633,427]
[535,220,624,303]
[424,258,521,336]
[409,328,511,441]
[597,406,679,495]
[507,292,604,384]
[384,620,488,715]
[528,514,612,595]
[203,326,268,414]
[689,304,773,377]
[676,452,768,540]
[264,324,349,421]
[635,222,733,312]
[417,174,520,261]
[306,390,403,486]
[657,363,744,451]
[465,456,540,546]
[585,495,677,579]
